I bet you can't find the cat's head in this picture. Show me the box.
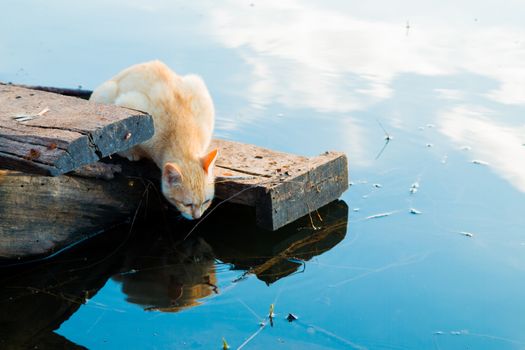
[161,149,219,220]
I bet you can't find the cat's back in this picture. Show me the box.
[90,60,215,155]
[90,60,175,113]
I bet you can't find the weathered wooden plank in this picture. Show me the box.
[0,84,154,175]
[211,139,349,230]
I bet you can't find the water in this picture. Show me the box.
[2,1,525,349]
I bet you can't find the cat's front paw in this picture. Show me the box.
[127,154,142,161]
[118,149,141,162]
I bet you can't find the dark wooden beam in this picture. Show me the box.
[0,168,149,259]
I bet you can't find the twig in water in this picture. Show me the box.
[222,337,230,350]
[375,120,392,160]
[269,303,275,327]
[366,211,395,220]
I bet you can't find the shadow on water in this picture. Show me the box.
[0,199,348,349]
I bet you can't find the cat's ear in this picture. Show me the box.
[163,162,183,187]
[201,148,219,178]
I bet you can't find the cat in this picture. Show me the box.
[90,60,218,220]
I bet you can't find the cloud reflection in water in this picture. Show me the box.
[440,106,525,192]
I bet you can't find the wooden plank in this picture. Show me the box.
[0,149,347,260]
[0,168,148,259]
[211,139,349,230]
[0,84,154,176]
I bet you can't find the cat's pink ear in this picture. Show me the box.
[201,148,219,176]
[163,163,183,187]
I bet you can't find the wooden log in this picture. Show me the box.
[0,84,153,176]
[0,168,149,259]
[212,139,348,230]
[6,83,93,99]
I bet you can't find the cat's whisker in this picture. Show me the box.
[182,176,294,240]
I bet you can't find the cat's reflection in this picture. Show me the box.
[0,200,348,349]
[114,200,348,311]
[113,237,217,312]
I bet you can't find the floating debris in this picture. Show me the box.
[409,182,419,194]
[286,313,298,322]
[410,208,422,215]
[373,183,382,188]
[222,337,230,350]
[426,143,433,148]
[366,212,394,220]
[461,146,472,151]
[418,126,425,131]
[353,208,360,212]
[433,331,444,335]
[269,304,275,327]
[375,120,392,159]
[472,160,489,166]
[426,123,435,128]
[459,231,474,238]
[450,329,469,335]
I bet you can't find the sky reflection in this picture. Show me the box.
[2,1,525,348]
[203,0,525,111]
[440,106,525,192]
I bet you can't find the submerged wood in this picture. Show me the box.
[0,84,154,176]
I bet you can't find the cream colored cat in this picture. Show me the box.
[90,60,218,220]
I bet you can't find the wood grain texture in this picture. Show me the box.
[0,84,154,175]
[0,169,148,259]
[0,139,348,258]
[211,139,349,230]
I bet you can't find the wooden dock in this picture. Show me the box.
[0,84,154,175]
[0,84,349,260]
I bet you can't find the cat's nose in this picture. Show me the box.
[192,207,202,219]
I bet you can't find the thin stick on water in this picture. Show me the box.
[375,119,392,160]
[236,290,282,350]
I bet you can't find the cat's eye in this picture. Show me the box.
[203,199,211,205]
[183,203,192,208]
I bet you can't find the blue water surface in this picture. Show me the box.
[2,1,525,349]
